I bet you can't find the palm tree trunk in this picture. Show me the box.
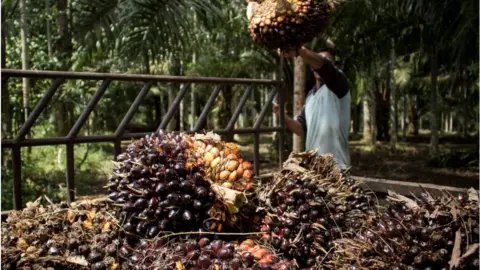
[389,39,397,146]
[449,112,453,133]
[462,86,468,138]
[1,7,11,166]
[402,95,407,137]
[20,0,30,123]
[168,55,181,131]
[190,53,196,130]
[45,0,53,57]
[363,84,376,148]
[408,95,419,135]
[54,0,73,136]
[429,47,439,155]
[293,56,305,152]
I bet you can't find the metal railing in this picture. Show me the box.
[1,69,286,210]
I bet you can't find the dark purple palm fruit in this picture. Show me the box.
[105,131,216,237]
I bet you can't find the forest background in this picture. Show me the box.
[1,0,478,210]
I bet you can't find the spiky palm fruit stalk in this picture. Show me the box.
[189,137,255,192]
[247,0,331,50]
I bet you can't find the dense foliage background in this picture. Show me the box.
[1,0,478,210]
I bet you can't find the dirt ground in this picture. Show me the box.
[235,133,479,189]
[349,140,478,189]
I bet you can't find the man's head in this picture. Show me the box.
[313,47,337,80]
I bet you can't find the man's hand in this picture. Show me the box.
[272,103,288,115]
[273,103,280,115]
[278,48,300,58]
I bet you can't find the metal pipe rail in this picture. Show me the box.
[1,69,286,210]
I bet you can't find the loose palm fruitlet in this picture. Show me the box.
[247,0,331,50]
[1,198,121,270]
[332,190,480,270]
[257,152,376,268]
[190,136,255,191]
[120,237,294,270]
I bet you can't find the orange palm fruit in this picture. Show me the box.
[252,248,269,259]
[226,154,237,160]
[242,161,252,170]
[227,160,239,172]
[211,157,221,168]
[243,170,254,179]
[204,152,214,166]
[222,182,233,189]
[236,164,244,176]
[205,144,213,152]
[259,254,274,264]
[219,171,230,181]
[228,171,237,182]
[241,239,254,249]
[210,147,220,158]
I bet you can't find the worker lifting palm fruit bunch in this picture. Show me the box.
[247,0,332,50]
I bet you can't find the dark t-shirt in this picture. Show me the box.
[296,56,349,133]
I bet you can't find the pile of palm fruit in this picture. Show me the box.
[1,131,479,270]
[332,189,480,269]
[1,198,121,270]
[247,0,331,50]
[256,151,378,269]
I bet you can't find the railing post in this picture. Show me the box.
[254,132,260,176]
[114,141,122,160]
[12,146,22,210]
[65,143,75,202]
[277,83,286,166]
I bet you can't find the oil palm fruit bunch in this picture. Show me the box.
[331,190,480,270]
[190,135,255,192]
[121,237,294,270]
[1,198,121,270]
[107,131,217,237]
[257,152,375,268]
[247,0,331,50]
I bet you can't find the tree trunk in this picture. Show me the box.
[1,7,11,166]
[462,86,468,138]
[293,56,305,152]
[402,95,407,137]
[363,79,377,149]
[55,0,72,68]
[168,55,181,131]
[1,7,11,137]
[408,95,419,135]
[190,53,196,130]
[429,48,439,155]
[45,0,53,57]
[20,0,30,122]
[219,85,234,142]
[179,61,185,131]
[375,79,390,141]
[54,0,73,136]
[389,39,398,146]
[449,112,453,133]
[363,86,376,147]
